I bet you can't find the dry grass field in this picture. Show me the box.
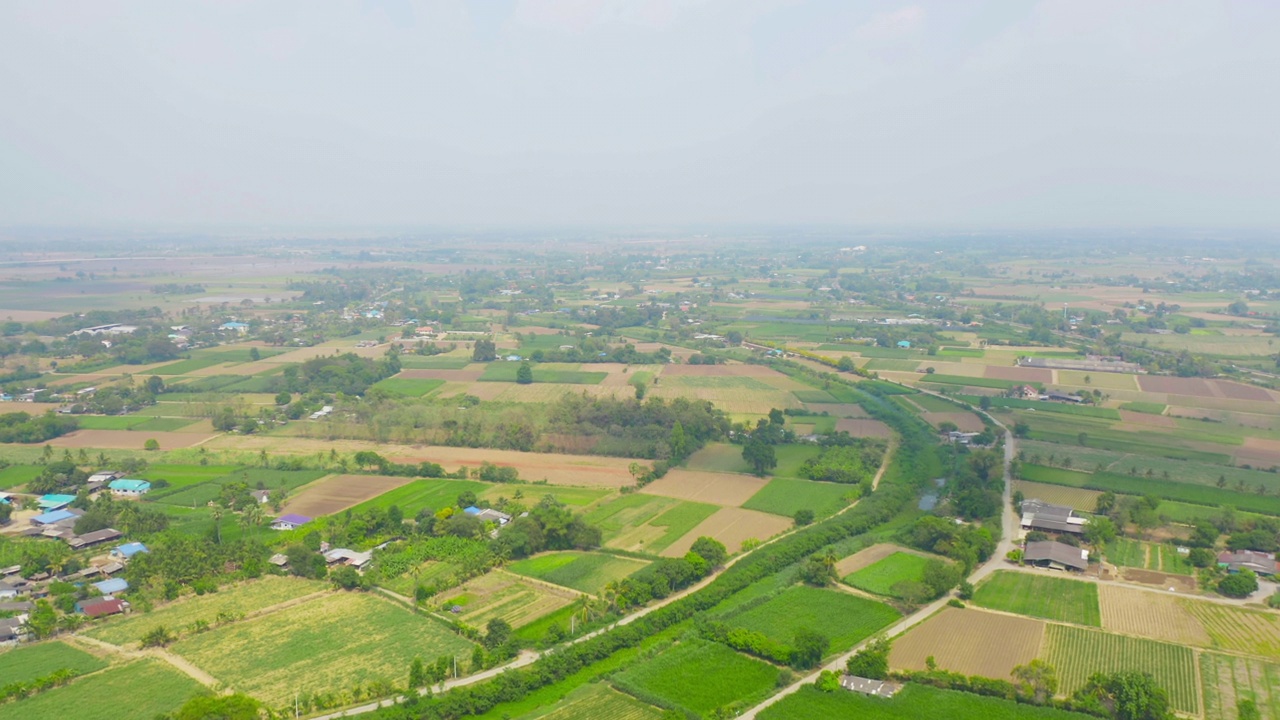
[1181,600,1280,658]
[639,469,768,507]
[444,571,577,628]
[985,365,1052,383]
[48,429,215,450]
[280,474,413,518]
[660,507,792,557]
[890,608,1045,679]
[833,418,893,438]
[399,368,485,381]
[1098,585,1212,646]
[1012,481,1101,512]
[922,412,986,432]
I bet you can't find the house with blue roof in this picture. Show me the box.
[108,479,151,497]
[219,321,250,332]
[92,578,129,595]
[111,542,149,560]
[896,340,912,349]
[37,494,77,510]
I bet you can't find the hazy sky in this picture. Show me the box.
[1,1,1276,230]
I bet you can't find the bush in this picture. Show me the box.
[1219,570,1259,598]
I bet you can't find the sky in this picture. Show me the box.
[1,0,1277,231]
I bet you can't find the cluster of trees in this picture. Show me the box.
[126,534,269,596]
[798,438,886,486]
[947,448,1004,521]
[493,496,602,559]
[548,393,729,460]
[739,409,793,476]
[523,340,671,365]
[0,412,78,444]
[907,515,997,571]
[27,459,89,494]
[604,537,727,612]
[283,353,401,396]
[74,494,169,536]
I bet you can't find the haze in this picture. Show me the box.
[1,0,1277,230]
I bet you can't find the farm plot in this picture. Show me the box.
[1043,624,1199,715]
[47,429,214,450]
[507,551,649,595]
[585,494,719,555]
[149,467,326,507]
[517,682,663,720]
[834,543,917,577]
[0,658,202,720]
[1201,653,1280,720]
[0,463,41,489]
[279,473,414,518]
[685,442,753,473]
[0,640,106,684]
[844,552,933,598]
[444,571,577,629]
[1012,481,1101,512]
[351,478,489,517]
[833,418,894,438]
[742,477,853,518]
[479,363,606,384]
[370,376,445,397]
[660,506,792,557]
[1098,585,1211,646]
[611,639,780,717]
[922,412,986,432]
[639,469,768,507]
[759,684,1099,720]
[723,585,899,654]
[173,591,476,707]
[890,608,1044,679]
[478,484,610,510]
[1105,538,1148,569]
[970,572,1101,626]
[1181,600,1280,658]
[86,575,328,646]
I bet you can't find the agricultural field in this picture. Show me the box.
[514,682,663,720]
[1043,624,1199,714]
[684,442,753,474]
[660,506,793,557]
[1012,480,1101,512]
[890,608,1045,679]
[477,484,610,510]
[1181,600,1280,658]
[147,467,326,507]
[479,363,606,384]
[0,463,41,489]
[0,640,107,684]
[1098,585,1212,646]
[1201,653,1280,720]
[443,571,577,628]
[721,585,899,654]
[970,572,1101,626]
[350,477,490,517]
[759,684,1098,720]
[584,494,719,554]
[507,551,650,595]
[173,591,476,707]
[742,477,853,518]
[843,551,933,598]
[610,639,780,716]
[0,658,203,720]
[370,376,445,397]
[279,473,414,518]
[640,469,768,507]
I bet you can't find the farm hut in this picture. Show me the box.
[323,548,373,570]
[0,582,19,600]
[30,508,81,527]
[92,578,129,595]
[840,675,902,698]
[1217,550,1276,576]
[67,528,123,550]
[463,507,512,526]
[0,601,33,614]
[896,340,912,348]
[269,553,288,567]
[76,597,127,618]
[87,470,124,485]
[1023,541,1090,572]
[99,561,124,576]
[271,514,312,531]
[108,479,151,497]
[251,489,271,504]
[111,542,149,560]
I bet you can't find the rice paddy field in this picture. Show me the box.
[610,639,780,716]
[0,463,41,489]
[173,591,476,707]
[720,585,899,654]
[506,551,650,595]
[970,572,1101,626]
[347,477,490,516]
[0,640,107,684]
[1042,624,1199,715]
[0,658,203,720]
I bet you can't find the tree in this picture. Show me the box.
[330,566,363,590]
[408,658,426,689]
[1095,491,1117,516]
[690,536,727,567]
[789,628,829,669]
[484,618,513,649]
[1012,659,1059,704]
[515,361,533,384]
[143,438,160,451]
[1219,569,1259,598]
[249,347,261,361]
[24,599,57,639]
[1073,671,1174,720]
[146,375,164,394]
[846,636,891,679]
[173,693,262,720]
[742,438,777,476]
[275,391,292,405]
[921,558,961,598]
[141,625,177,647]
[472,338,497,362]
[793,509,815,526]
[1083,516,1118,548]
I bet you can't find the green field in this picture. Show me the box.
[515,682,663,720]
[1021,439,1280,494]
[1018,464,1280,515]
[920,374,1028,390]
[843,552,933,598]
[971,572,1101,626]
[961,396,1119,419]
[75,415,152,430]
[0,641,107,684]
[743,477,852,518]
[0,659,202,720]
[173,591,475,707]
[793,389,840,403]
[759,684,1097,720]
[479,363,606,384]
[1121,402,1167,415]
[1200,652,1280,720]
[0,463,42,489]
[349,478,490,516]
[138,463,241,490]
[686,442,752,473]
[398,355,473,370]
[773,444,825,478]
[723,585,899,654]
[86,576,327,646]
[150,355,239,375]
[507,551,649,594]
[1044,624,1199,715]
[611,640,780,716]
[479,485,610,509]
[148,467,327,507]
[1105,538,1148,569]
[584,494,719,554]
[371,376,445,397]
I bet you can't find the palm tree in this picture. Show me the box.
[211,507,224,544]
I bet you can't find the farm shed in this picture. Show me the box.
[92,578,129,595]
[37,494,77,511]
[0,617,24,645]
[67,527,123,549]
[1217,550,1276,576]
[111,542,149,560]
[30,508,82,526]
[1020,499,1085,535]
[840,675,902,698]
[108,479,151,496]
[1024,541,1090,572]
[323,548,373,570]
[77,597,127,617]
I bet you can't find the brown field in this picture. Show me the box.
[280,474,413,517]
[834,418,893,438]
[1234,437,1280,468]
[891,608,1045,678]
[803,403,867,418]
[1099,585,1211,645]
[597,364,663,387]
[835,543,927,577]
[0,309,66,321]
[399,368,485,381]
[1138,376,1275,402]
[660,363,789,378]
[446,571,576,629]
[660,507,791,557]
[639,469,768,507]
[985,365,1053,383]
[1118,568,1198,593]
[1013,481,1101,512]
[1117,410,1176,427]
[922,412,985,432]
[48,429,215,450]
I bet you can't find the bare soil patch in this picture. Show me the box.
[660,507,791,557]
[640,469,768,507]
[660,363,784,378]
[1119,568,1198,593]
[1234,438,1280,468]
[923,412,985,432]
[891,607,1045,678]
[399,368,485,381]
[1211,380,1275,402]
[49,429,214,450]
[1099,585,1211,645]
[280,474,413,518]
[0,309,65,321]
[985,365,1053,382]
[834,418,893,438]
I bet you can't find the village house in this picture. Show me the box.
[111,542,149,561]
[66,527,123,550]
[463,506,513,525]
[76,597,128,618]
[271,513,312,531]
[323,548,373,571]
[37,494,77,511]
[92,577,129,596]
[1217,550,1276,576]
[108,479,151,497]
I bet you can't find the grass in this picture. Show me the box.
[1044,624,1199,715]
[0,641,107,684]
[908,394,965,412]
[759,684,1097,720]
[0,463,42,489]
[971,571,1101,626]
[743,477,853,519]
[150,355,237,375]
[444,572,574,629]
[1019,464,1280,515]
[138,463,241,489]
[479,363,606,384]
[75,415,152,430]
[773,444,824,478]
[132,417,198,432]
[507,551,650,594]
[611,639,780,716]
[864,359,922,372]
[1106,538,1148,569]
[148,467,327,506]
[478,485,610,509]
[0,658,202,720]
[584,494,719,554]
[920,374,1031,390]
[514,682,663,720]
[686,442,752,473]
[398,355,473,370]
[173,591,476,707]
[843,552,932,598]
[348,478,489,516]
[724,585,899,654]
[371,377,445,397]
[959,396,1120,419]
